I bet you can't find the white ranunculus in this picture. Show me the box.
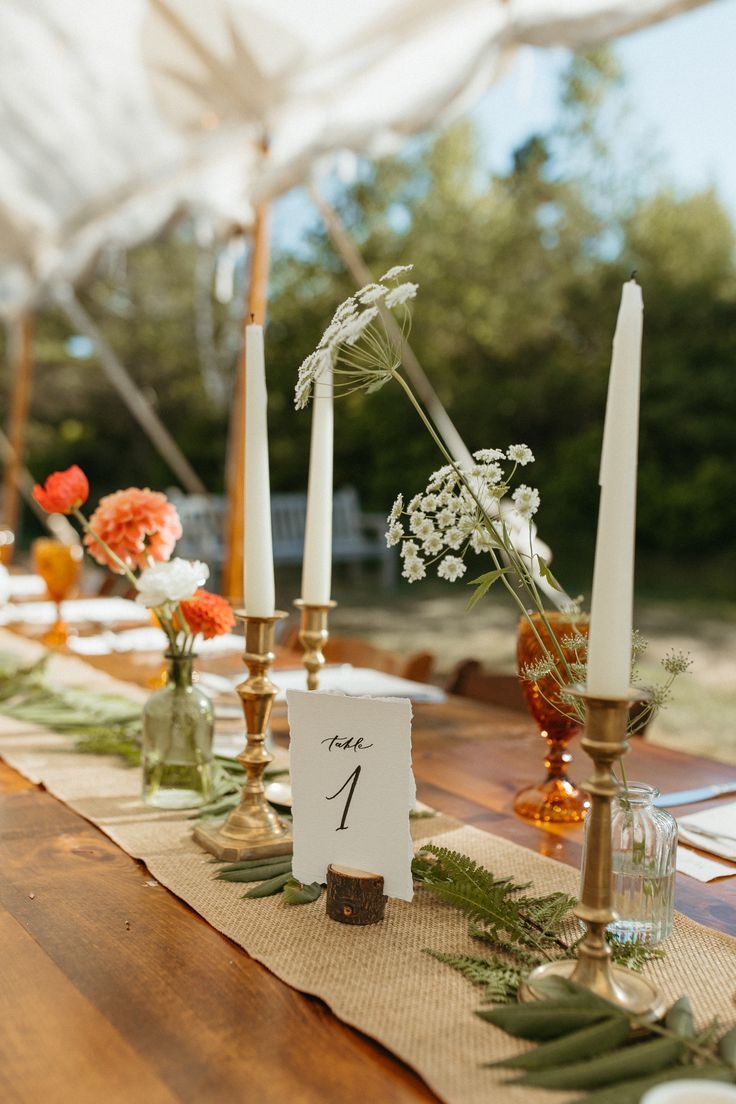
[135,558,209,608]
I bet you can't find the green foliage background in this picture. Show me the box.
[3,53,735,600]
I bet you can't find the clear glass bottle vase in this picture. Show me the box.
[142,653,214,810]
[583,781,677,946]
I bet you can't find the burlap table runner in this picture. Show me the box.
[1,628,734,1104]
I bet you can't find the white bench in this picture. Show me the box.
[168,487,396,588]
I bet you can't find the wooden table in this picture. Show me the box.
[1,657,735,1103]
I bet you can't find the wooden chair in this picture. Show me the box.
[280,627,434,683]
[444,659,527,713]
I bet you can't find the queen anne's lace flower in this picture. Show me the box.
[389,494,403,522]
[385,282,418,308]
[511,484,541,520]
[400,540,419,559]
[342,307,379,345]
[402,555,426,582]
[414,516,435,540]
[380,264,414,281]
[386,522,404,547]
[507,444,534,466]
[437,556,466,582]
[422,532,444,555]
[357,283,387,304]
[474,448,505,462]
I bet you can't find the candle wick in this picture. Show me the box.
[629,270,638,281]
[250,312,255,324]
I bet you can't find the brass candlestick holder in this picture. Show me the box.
[193,610,292,862]
[294,598,337,690]
[520,686,665,1020]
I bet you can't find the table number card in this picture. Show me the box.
[286,690,415,901]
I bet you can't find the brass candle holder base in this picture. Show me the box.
[294,598,336,690]
[520,687,665,1021]
[193,610,293,862]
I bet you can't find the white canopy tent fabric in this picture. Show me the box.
[0,0,708,315]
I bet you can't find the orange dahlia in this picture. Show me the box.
[84,488,182,573]
[33,465,89,514]
[179,589,235,639]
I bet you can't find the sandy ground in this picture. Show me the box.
[328,586,736,766]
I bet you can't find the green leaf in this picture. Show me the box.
[718,1025,736,1067]
[243,871,292,898]
[478,1005,611,1041]
[570,1063,735,1104]
[512,1036,684,1089]
[465,568,509,611]
[536,554,562,591]
[488,1015,630,1070]
[666,996,694,1038]
[282,878,322,905]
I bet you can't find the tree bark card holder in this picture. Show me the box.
[286,690,415,924]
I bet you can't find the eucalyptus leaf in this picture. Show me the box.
[282,878,322,906]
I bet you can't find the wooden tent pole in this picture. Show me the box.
[0,427,52,526]
[222,201,272,602]
[2,314,33,550]
[56,287,207,495]
[308,184,473,466]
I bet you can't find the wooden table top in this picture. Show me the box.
[1,646,735,1103]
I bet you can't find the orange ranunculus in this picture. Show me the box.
[32,465,89,514]
[84,488,182,574]
[179,590,235,639]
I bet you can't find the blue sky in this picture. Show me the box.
[274,0,736,249]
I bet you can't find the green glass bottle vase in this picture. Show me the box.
[142,654,214,809]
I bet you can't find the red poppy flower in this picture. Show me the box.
[32,465,89,514]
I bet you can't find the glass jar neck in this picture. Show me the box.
[166,653,194,689]
[616,781,659,807]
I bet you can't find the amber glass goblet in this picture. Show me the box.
[0,524,15,566]
[515,611,590,825]
[32,538,83,648]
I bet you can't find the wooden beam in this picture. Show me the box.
[222,202,272,602]
[2,314,33,552]
[56,288,206,495]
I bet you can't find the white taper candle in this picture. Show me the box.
[301,364,333,605]
[243,323,275,616]
[586,280,643,697]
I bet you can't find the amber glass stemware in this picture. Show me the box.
[0,524,15,566]
[32,538,83,647]
[515,611,590,825]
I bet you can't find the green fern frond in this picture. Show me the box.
[413,845,552,955]
[426,950,525,1004]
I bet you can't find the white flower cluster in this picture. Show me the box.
[385,447,541,583]
[294,264,417,409]
[135,558,209,608]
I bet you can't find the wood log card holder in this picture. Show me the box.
[326,865,387,925]
[286,690,415,925]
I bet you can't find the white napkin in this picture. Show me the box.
[0,597,146,626]
[678,802,736,861]
[6,574,46,598]
[272,664,446,703]
[676,845,736,882]
[68,626,244,656]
